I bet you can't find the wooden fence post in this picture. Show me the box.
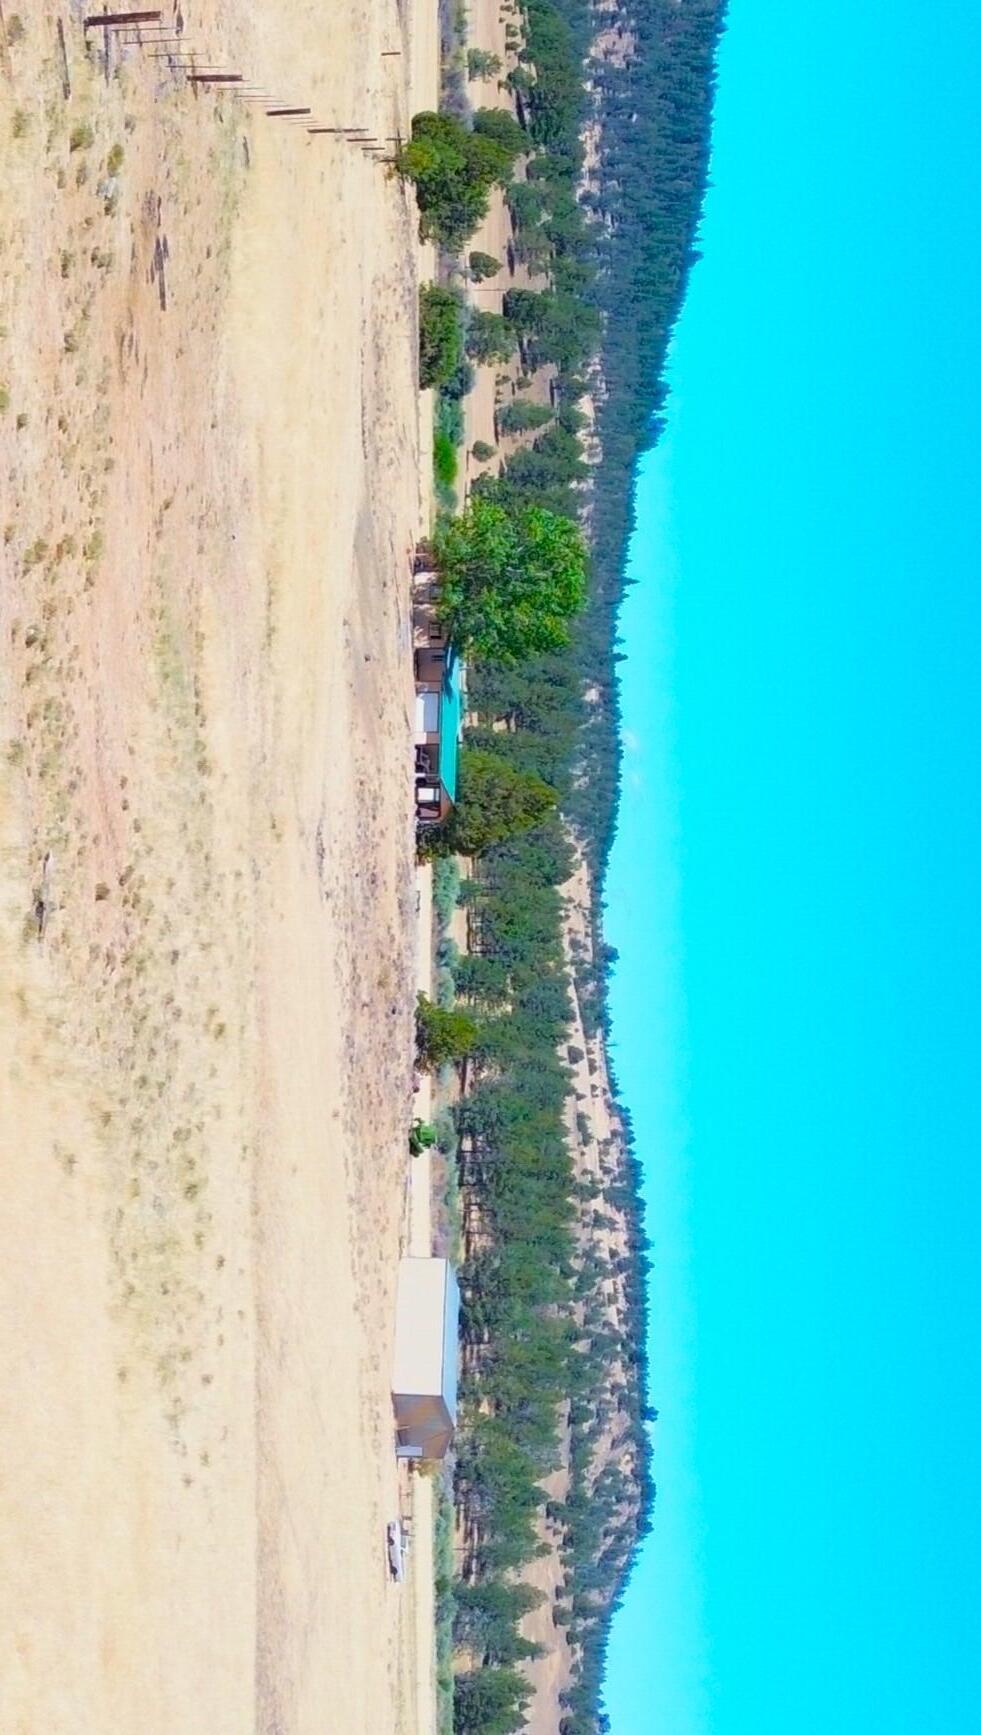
[84,10,162,26]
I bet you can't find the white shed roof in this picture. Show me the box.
[392,1257,458,1415]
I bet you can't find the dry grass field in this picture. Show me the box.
[0,4,437,1730]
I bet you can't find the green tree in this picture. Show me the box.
[503,288,601,370]
[511,224,552,273]
[438,748,556,856]
[454,1665,531,1735]
[472,107,529,160]
[497,400,554,435]
[453,953,511,1006]
[506,181,547,230]
[397,112,518,250]
[415,994,478,1069]
[468,250,502,282]
[501,287,547,333]
[454,1579,544,1651]
[418,284,463,389]
[466,130,522,188]
[467,48,503,79]
[466,310,518,364]
[432,496,587,662]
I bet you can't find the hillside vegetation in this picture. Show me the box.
[410,3,728,1730]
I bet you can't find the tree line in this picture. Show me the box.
[404,4,729,1729]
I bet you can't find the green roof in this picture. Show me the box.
[439,648,463,803]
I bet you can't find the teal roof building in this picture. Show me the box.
[439,647,463,804]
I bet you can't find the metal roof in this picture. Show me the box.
[439,647,464,804]
[441,1262,459,1424]
[391,1258,460,1460]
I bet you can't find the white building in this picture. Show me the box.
[391,1257,459,1460]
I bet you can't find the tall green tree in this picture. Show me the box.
[454,1665,531,1735]
[472,107,530,159]
[497,400,554,435]
[415,994,478,1069]
[433,497,586,662]
[435,748,557,856]
[467,311,518,364]
[397,112,520,250]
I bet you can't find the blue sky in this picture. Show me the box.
[603,2,981,1730]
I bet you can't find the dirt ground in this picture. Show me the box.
[0,4,438,1732]
[462,0,556,495]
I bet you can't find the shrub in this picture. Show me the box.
[419,284,464,389]
[433,856,461,925]
[69,122,94,153]
[468,250,501,282]
[472,440,496,462]
[436,390,464,451]
[433,1109,458,1154]
[434,429,458,488]
[441,355,476,402]
[467,49,503,79]
[511,224,552,273]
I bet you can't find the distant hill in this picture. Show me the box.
[442,5,727,1731]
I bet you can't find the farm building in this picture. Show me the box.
[391,1257,459,1461]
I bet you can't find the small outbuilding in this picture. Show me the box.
[414,644,463,826]
[413,571,464,827]
[392,1256,459,1461]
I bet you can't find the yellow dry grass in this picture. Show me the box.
[0,4,439,1730]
